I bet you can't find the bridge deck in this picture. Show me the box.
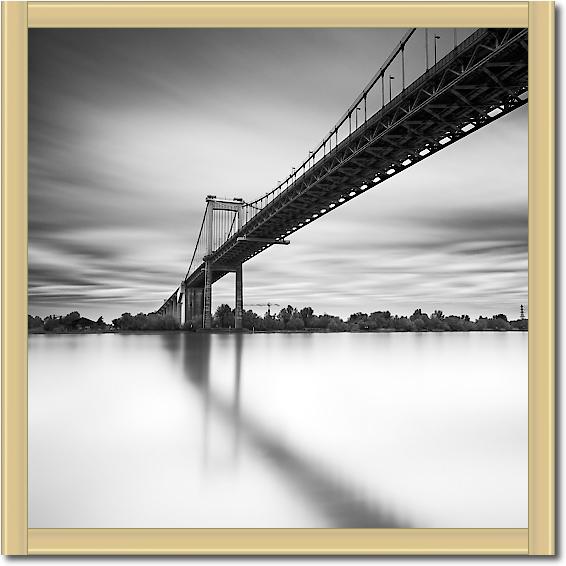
[183,27,527,290]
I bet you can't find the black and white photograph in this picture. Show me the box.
[28,25,529,529]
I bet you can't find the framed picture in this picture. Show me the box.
[2,0,554,556]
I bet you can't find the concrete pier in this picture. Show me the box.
[185,286,204,328]
[203,261,212,329]
[235,264,243,329]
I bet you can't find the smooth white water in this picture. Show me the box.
[29,331,527,528]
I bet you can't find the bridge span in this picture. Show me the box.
[157,27,528,328]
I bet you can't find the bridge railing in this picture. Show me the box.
[240,27,476,226]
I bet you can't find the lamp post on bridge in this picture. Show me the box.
[389,75,395,103]
[434,35,440,65]
[425,29,429,69]
[401,46,405,90]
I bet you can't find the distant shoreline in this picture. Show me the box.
[28,327,528,336]
[29,308,528,334]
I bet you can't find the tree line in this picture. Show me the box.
[28,306,528,333]
[28,311,179,332]
[210,304,527,332]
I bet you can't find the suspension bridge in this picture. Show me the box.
[156,27,528,328]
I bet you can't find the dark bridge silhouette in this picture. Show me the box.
[157,27,528,328]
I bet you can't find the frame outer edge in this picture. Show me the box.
[527,0,555,557]
[27,528,529,555]
[1,0,29,556]
[6,0,545,556]
[26,2,528,28]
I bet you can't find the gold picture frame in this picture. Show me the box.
[2,1,554,555]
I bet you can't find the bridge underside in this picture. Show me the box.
[183,27,527,291]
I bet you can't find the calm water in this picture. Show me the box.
[29,331,527,528]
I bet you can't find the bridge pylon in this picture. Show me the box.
[200,195,246,330]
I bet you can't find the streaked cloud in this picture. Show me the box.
[29,29,527,321]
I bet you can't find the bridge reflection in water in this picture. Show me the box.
[160,333,410,528]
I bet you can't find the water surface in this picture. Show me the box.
[29,331,527,528]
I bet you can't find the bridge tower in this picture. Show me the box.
[199,195,245,330]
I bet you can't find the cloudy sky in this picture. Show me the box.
[29,28,527,322]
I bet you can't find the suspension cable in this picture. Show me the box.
[185,209,208,279]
